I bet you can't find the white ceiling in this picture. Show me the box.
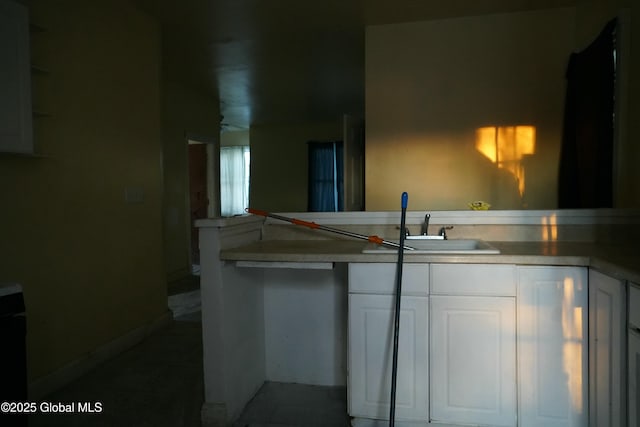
[130,0,578,131]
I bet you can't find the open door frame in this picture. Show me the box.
[186,134,220,269]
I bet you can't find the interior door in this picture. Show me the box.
[188,142,208,265]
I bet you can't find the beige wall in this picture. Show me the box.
[0,0,166,381]
[221,130,249,147]
[250,121,342,212]
[365,5,639,211]
[365,8,576,211]
[161,78,219,281]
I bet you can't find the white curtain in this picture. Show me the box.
[220,146,250,216]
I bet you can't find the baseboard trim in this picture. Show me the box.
[28,310,173,400]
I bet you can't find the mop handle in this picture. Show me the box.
[246,208,413,249]
[389,192,408,427]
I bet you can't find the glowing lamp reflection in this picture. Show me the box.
[475,125,536,198]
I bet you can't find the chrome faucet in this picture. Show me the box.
[421,214,430,235]
[409,213,453,240]
[438,226,454,239]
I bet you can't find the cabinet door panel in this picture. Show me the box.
[630,283,640,427]
[517,267,588,427]
[629,330,640,427]
[349,263,429,296]
[588,269,624,427]
[430,263,516,296]
[348,294,428,421]
[630,284,640,328]
[430,295,516,426]
[0,0,33,154]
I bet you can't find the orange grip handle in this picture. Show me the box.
[368,235,384,244]
[292,218,320,229]
[246,208,268,217]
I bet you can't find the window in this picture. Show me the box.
[220,145,250,216]
[308,141,343,212]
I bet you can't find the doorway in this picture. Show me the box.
[187,138,220,272]
[188,142,207,266]
[168,138,218,317]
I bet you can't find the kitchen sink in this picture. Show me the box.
[362,239,500,254]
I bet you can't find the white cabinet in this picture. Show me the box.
[0,0,33,154]
[348,293,429,421]
[588,269,625,427]
[517,266,588,427]
[348,263,596,427]
[629,329,640,427]
[429,264,517,427]
[430,295,516,426]
[629,284,640,427]
[348,263,429,422]
[430,263,517,296]
[349,262,430,296]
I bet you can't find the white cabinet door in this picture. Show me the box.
[518,267,588,427]
[629,284,640,427]
[589,269,624,427]
[430,295,516,426]
[348,294,428,421]
[0,0,33,154]
[629,329,640,427]
[349,263,429,296]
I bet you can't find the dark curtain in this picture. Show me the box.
[558,19,617,208]
[308,141,344,211]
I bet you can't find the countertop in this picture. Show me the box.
[220,239,640,284]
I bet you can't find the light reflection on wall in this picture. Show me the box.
[475,126,536,202]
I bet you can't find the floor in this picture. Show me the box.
[232,382,351,427]
[28,312,204,427]
[25,274,351,427]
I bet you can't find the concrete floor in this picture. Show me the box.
[28,313,204,427]
[233,382,351,427]
[26,277,351,427]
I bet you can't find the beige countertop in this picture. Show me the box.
[220,239,640,284]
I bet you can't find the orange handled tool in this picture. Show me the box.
[246,208,414,250]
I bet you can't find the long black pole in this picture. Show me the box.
[389,192,408,427]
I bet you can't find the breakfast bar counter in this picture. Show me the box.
[197,211,640,427]
[220,239,640,283]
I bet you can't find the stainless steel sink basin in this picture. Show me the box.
[362,239,500,254]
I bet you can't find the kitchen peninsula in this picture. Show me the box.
[196,210,640,427]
